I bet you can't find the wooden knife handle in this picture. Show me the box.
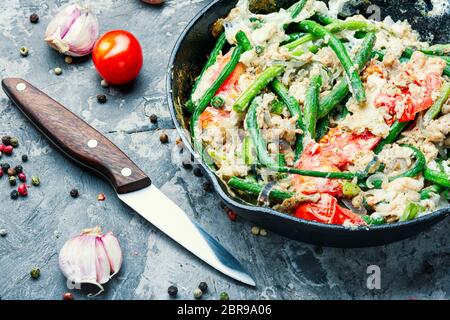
[1,78,151,194]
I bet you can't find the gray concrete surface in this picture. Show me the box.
[0,0,450,300]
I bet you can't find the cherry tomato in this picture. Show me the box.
[92,30,143,85]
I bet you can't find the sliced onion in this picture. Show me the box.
[366,172,388,189]
[341,198,367,215]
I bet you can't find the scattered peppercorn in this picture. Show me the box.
[198,282,208,293]
[168,285,178,297]
[97,193,106,201]
[203,181,213,192]
[70,189,79,198]
[22,155,28,162]
[9,137,19,147]
[175,136,183,146]
[54,67,62,75]
[0,229,7,237]
[1,163,11,171]
[193,167,203,177]
[18,184,28,197]
[149,114,158,123]
[97,94,107,103]
[18,173,26,182]
[9,176,16,186]
[101,79,109,88]
[193,288,203,299]
[1,136,11,146]
[7,168,16,176]
[30,267,40,279]
[64,56,73,64]
[14,165,23,174]
[159,132,169,144]
[181,160,192,170]
[63,292,74,301]
[259,229,268,236]
[251,226,260,236]
[19,47,29,57]
[224,206,237,221]
[31,176,40,186]
[3,145,13,155]
[423,261,434,274]
[10,190,18,200]
[29,13,39,23]
[220,292,229,300]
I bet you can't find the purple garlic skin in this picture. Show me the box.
[58,227,122,296]
[45,4,99,57]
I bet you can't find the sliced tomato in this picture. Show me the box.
[198,107,230,129]
[216,62,246,94]
[294,194,366,226]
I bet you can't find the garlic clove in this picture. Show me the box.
[101,232,123,277]
[95,238,111,285]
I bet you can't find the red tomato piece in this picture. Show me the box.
[198,107,230,129]
[294,194,366,226]
[93,30,143,85]
[216,62,246,94]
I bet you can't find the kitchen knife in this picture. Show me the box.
[2,78,255,287]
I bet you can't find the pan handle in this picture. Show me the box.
[2,78,151,194]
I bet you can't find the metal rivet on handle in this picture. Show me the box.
[121,168,132,177]
[87,139,98,148]
[16,83,26,91]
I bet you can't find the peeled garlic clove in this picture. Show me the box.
[45,4,99,57]
[58,227,122,296]
[101,232,123,276]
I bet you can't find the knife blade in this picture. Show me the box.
[2,77,255,287]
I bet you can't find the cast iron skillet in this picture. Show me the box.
[166,0,450,247]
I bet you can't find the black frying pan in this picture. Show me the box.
[166,0,450,247]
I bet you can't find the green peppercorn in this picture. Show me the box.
[219,292,229,300]
[22,155,28,162]
[31,176,40,186]
[19,46,29,57]
[10,190,18,199]
[14,165,23,174]
[193,288,203,299]
[168,285,178,297]
[30,267,40,279]
[9,176,16,186]
[9,137,19,147]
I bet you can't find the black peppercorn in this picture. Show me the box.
[198,282,208,293]
[168,285,178,297]
[203,181,213,192]
[181,160,192,169]
[97,94,107,103]
[70,189,79,198]
[1,136,11,146]
[14,165,23,174]
[149,114,158,123]
[193,167,203,177]
[22,155,28,162]
[10,190,19,200]
[1,163,10,171]
[29,13,39,23]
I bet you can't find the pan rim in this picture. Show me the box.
[165,0,450,236]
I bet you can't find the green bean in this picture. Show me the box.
[228,177,294,202]
[233,65,285,113]
[298,20,367,103]
[281,32,305,45]
[420,185,442,200]
[318,32,376,118]
[424,167,450,188]
[373,120,411,154]
[243,136,255,165]
[304,74,322,139]
[363,215,386,225]
[315,116,330,141]
[389,145,426,180]
[186,33,227,113]
[285,19,378,52]
[270,79,305,160]
[289,0,308,19]
[246,99,277,166]
[400,202,424,222]
[312,12,335,25]
[421,44,450,56]
[424,81,450,124]
[191,46,243,153]
[278,153,286,167]
[235,30,252,52]
[272,166,365,180]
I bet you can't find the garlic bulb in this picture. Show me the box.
[45,4,99,57]
[59,227,122,296]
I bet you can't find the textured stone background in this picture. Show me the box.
[0,0,450,300]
